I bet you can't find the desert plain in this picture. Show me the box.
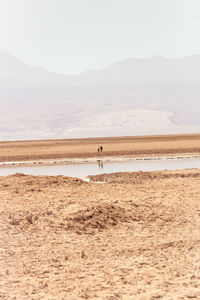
[1,134,200,299]
[1,133,200,163]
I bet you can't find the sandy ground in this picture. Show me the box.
[1,133,200,162]
[1,169,200,299]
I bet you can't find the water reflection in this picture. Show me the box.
[97,160,104,169]
[1,157,200,177]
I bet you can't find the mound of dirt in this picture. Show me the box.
[64,201,177,234]
[65,204,130,233]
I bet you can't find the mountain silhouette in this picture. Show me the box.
[0,52,200,140]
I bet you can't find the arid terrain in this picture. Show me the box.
[1,134,200,299]
[1,133,200,163]
[1,168,200,299]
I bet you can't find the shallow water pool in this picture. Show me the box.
[0,157,200,177]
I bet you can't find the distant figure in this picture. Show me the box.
[97,146,100,152]
[100,145,103,152]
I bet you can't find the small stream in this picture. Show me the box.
[1,157,200,177]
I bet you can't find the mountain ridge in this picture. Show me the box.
[0,51,200,140]
[2,51,200,78]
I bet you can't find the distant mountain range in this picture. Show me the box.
[0,51,200,140]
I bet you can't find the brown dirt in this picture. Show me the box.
[1,133,200,162]
[1,169,200,299]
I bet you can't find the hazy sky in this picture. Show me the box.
[0,0,200,74]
